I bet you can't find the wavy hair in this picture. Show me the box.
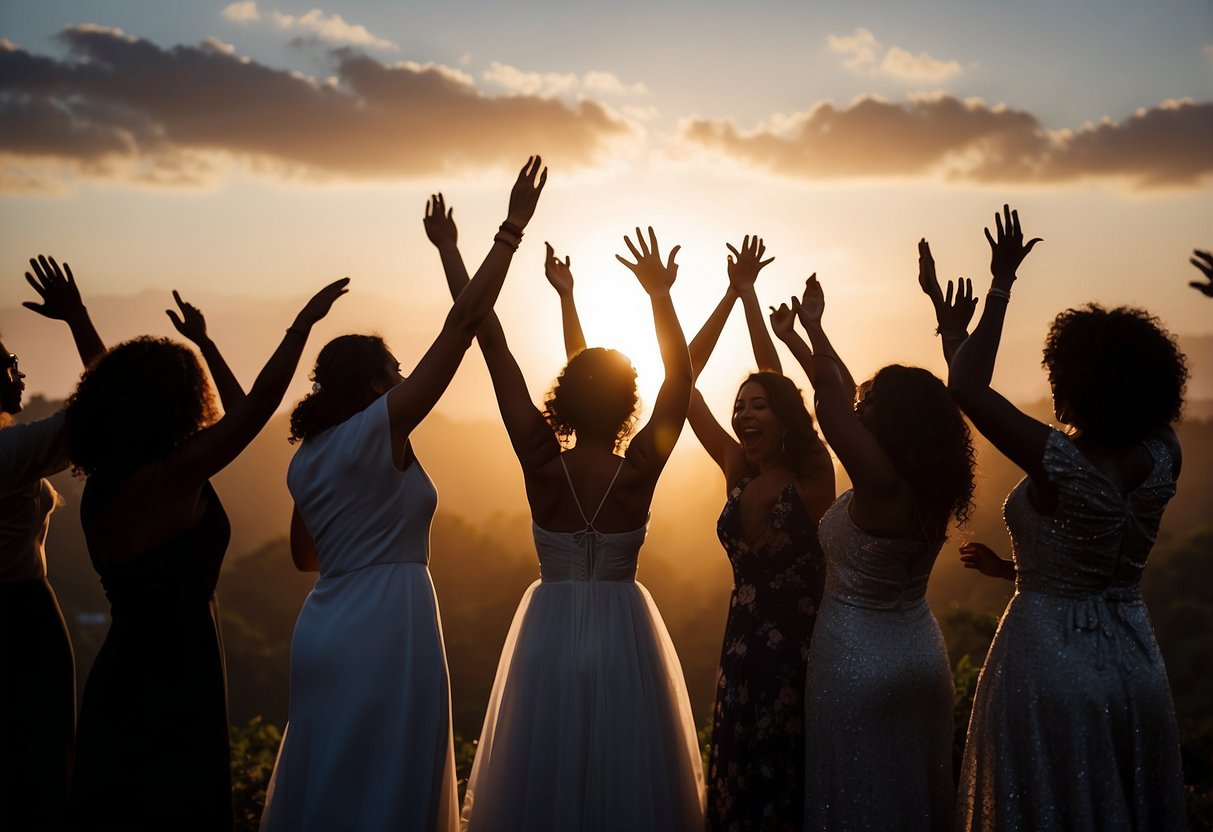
[542,347,638,449]
[289,334,393,443]
[66,337,217,477]
[1043,305,1186,444]
[860,365,975,538]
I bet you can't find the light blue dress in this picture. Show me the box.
[956,430,1185,831]
[261,394,457,831]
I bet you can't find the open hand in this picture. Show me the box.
[727,235,774,291]
[293,278,350,330]
[796,273,825,327]
[1190,249,1213,297]
[960,542,1014,580]
[23,255,85,322]
[984,204,1042,283]
[166,290,209,345]
[505,156,547,229]
[544,242,574,295]
[424,193,457,249]
[616,226,680,295]
[768,302,797,341]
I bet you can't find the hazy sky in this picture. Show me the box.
[2,0,1211,422]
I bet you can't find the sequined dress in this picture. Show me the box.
[956,430,1185,830]
[707,477,825,831]
[803,490,954,831]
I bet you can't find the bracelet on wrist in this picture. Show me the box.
[493,232,521,252]
[286,326,308,337]
[499,220,525,238]
[987,287,1011,302]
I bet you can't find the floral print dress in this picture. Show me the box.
[706,477,825,832]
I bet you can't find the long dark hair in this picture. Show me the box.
[860,365,975,538]
[290,334,392,443]
[735,372,827,477]
[66,337,217,477]
[542,347,639,449]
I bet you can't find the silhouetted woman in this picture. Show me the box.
[683,236,834,831]
[65,277,347,829]
[0,256,103,829]
[948,205,1187,830]
[259,158,545,832]
[771,275,974,831]
[426,209,703,830]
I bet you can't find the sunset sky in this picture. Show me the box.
[2,0,1211,425]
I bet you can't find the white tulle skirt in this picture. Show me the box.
[461,579,705,832]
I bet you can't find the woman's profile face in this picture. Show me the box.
[0,340,24,414]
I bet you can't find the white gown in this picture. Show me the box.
[261,395,458,832]
[461,458,704,832]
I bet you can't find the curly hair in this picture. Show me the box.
[542,348,638,449]
[1043,305,1187,444]
[735,372,828,477]
[290,334,393,443]
[65,337,217,477]
[860,365,976,538]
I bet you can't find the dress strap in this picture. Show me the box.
[559,455,625,529]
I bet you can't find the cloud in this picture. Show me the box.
[0,26,632,190]
[482,62,647,99]
[222,1,260,24]
[827,28,963,83]
[223,2,395,51]
[680,94,1213,190]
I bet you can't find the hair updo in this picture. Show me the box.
[290,334,393,443]
[542,347,638,449]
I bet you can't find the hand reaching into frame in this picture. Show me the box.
[424,193,457,250]
[166,290,210,346]
[544,243,575,296]
[984,204,1042,284]
[616,226,680,295]
[726,235,774,292]
[795,273,825,328]
[24,255,86,322]
[959,541,1015,581]
[505,155,547,230]
[1189,249,1213,298]
[918,238,978,333]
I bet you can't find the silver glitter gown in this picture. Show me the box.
[956,430,1185,831]
[804,490,955,831]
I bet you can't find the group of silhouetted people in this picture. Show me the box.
[0,155,1203,831]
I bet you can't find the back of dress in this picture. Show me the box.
[287,394,437,575]
[957,430,1185,831]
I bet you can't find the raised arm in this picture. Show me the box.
[166,290,245,412]
[918,239,977,365]
[387,156,546,438]
[685,265,744,479]
[616,227,691,473]
[23,255,104,367]
[947,204,1050,479]
[776,276,900,501]
[154,278,349,492]
[1190,249,1213,297]
[422,190,558,472]
[544,242,587,358]
[729,236,781,373]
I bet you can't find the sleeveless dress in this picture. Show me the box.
[69,478,234,829]
[803,490,954,831]
[956,430,1185,830]
[261,394,458,831]
[0,410,76,828]
[707,477,825,831]
[461,457,704,832]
